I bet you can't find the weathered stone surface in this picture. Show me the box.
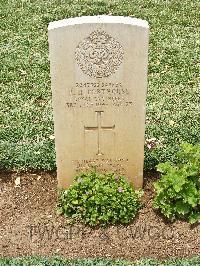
[48,16,149,189]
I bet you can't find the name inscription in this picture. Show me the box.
[66,82,134,108]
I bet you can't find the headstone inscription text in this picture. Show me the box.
[48,16,149,188]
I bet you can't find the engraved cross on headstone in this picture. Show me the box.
[84,111,115,155]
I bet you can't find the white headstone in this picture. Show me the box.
[48,16,149,189]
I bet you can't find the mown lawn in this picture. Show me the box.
[1,0,199,170]
[0,256,200,266]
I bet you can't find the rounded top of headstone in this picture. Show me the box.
[48,15,149,31]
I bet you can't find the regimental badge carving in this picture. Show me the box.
[75,30,124,78]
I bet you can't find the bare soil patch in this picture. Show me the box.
[0,171,199,259]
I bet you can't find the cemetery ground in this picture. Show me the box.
[1,0,199,264]
[0,170,199,261]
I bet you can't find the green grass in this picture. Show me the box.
[0,256,200,266]
[1,0,199,170]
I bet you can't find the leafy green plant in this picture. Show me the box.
[153,143,200,224]
[58,171,143,226]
